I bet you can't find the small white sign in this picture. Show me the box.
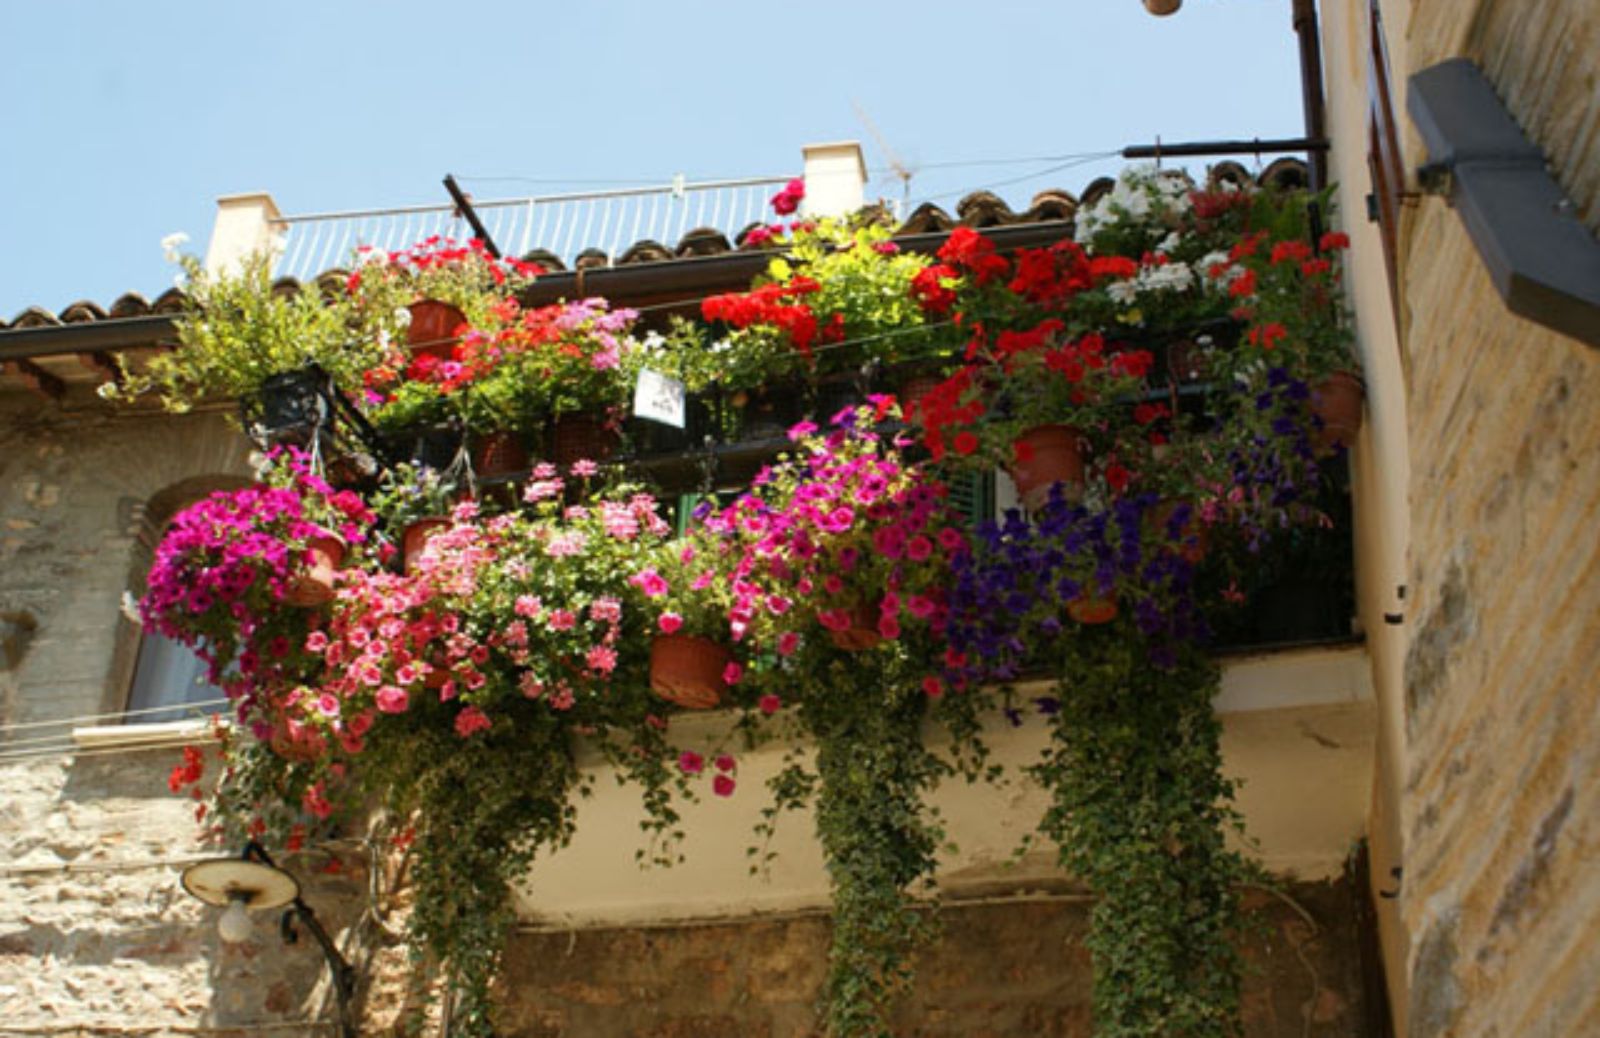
[633,368,687,429]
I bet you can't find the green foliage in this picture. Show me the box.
[103,252,381,412]
[1032,630,1250,1037]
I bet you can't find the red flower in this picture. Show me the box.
[770,177,805,216]
[1270,240,1313,266]
[952,431,979,456]
[713,774,737,797]
[1012,439,1036,463]
[1318,231,1350,252]
[1105,462,1132,493]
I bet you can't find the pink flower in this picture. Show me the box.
[658,612,684,634]
[678,750,705,775]
[549,686,576,711]
[714,754,736,773]
[777,631,800,656]
[766,594,792,616]
[375,685,409,714]
[906,536,933,561]
[454,706,491,738]
[586,645,617,674]
[305,631,329,653]
[631,568,669,597]
[787,421,818,441]
[722,661,743,686]
[316,693,340,717]
[713,774,736,797]
[590,597,622,624]
[570,459,599,477]
[514,595,542,618]
[759,694,782,715]
[770,177,805,216]
[547,609,576,631]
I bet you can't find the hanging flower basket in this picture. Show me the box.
[284,534,345,607]
[649,634,732,710]
[1066,590,1118,625]
[550,413,619,467]
[827,601,885,652]
[406,299,467,361]
[1311,370,1365,454]
[401,517,449,575]
[1008,424,1086,510]
[472,430,529,481]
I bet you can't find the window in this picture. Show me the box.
[124,629,225,725]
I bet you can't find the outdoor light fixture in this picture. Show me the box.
[1144,0,1182,14]
[180,842,358,1038]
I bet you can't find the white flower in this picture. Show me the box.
[1106,279,1140,306]
[393,307,412,328]
[1139,262,1194,294]
[1157,232,1182,255]
[160,232,190,263]
[119,592,143,625]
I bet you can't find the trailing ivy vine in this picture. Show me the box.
[1033,630,1248,1036]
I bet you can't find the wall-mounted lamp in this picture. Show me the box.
[180,842,358,1038]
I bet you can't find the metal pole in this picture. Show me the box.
[443,174,501,257]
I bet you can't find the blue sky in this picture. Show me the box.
[0,2,1305,317]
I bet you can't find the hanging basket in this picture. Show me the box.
[407,299,467,361]
[827,602,884,652]
[550,413,619,467]
[650,634,732,710]
[1008,424,1087,510]
[1311,370,1365,454]
[284,534,345,607]
[401,517,449,575]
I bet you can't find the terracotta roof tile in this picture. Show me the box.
[0,161,1309,338]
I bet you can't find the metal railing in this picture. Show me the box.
[271,175,795,281]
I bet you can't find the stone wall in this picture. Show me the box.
[1394,1,1600,1035]
[495,884,1368,1038]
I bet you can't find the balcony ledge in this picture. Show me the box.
[519,641,1374,929]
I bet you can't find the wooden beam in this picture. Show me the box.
[78,351,122,386]
[5,359,65,400]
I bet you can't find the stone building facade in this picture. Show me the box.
[2,0,1598,1033]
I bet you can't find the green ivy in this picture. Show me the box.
[1032,627,1250,1037]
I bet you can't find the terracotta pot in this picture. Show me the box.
[650,634,732,710]
[472,430,528,480]
[550,413,619,467]
[1311,370,1365,453]
[827,602,884,652]
[1151,499,1209,564]
[406,299,467,360]
[402,518,450,575]
[1066,591,1118,625]
[898,372,946,414]
[1008,424,1087,510]
[285,534,345,607]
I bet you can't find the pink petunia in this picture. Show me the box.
[678,750,705,775]
[658,612,684,634]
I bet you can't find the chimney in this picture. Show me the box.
[800,142,868,218]
[204,193,285,276]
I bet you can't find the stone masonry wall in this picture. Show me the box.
[1396,1,1600,1035]
[494,884,1368,1038]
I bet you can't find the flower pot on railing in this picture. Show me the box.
[650,634,732,710]
[1066,589,1118,625]
[402,518,449,575]
[1311,370,1365,454]
[243,367,331,447]
[825,601,884,652]
[1008,424,1087,510]
[550,413,619,467]
[406,299,466,361]
[471,430,529,481]
[285,534,345,607]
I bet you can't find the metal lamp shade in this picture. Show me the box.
[180,858,300,910]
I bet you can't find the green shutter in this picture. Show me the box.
[946,471,994,529]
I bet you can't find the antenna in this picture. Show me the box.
[852,100,916,214]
